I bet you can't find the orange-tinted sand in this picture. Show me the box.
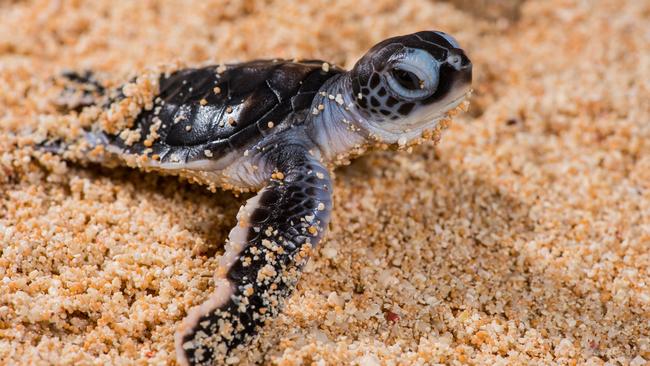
[1,0,649,364]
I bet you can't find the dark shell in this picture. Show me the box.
[108,60,343,163]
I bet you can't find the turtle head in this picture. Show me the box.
[349,31,472,145]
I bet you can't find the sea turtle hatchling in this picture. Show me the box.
[42,31,472,365]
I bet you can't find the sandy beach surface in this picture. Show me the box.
[1,0,649,364]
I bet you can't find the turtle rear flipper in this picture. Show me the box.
[42,70,131,164]
[37,129,115,166]
[55,70,107,113]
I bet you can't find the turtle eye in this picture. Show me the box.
[391,68,421,90]
[385,48,439,101]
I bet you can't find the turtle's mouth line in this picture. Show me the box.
[412,88,472,129]
[452,88,473,106]
[435,88,472,119]
[370,87,472,144]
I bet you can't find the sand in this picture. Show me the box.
[1,0,649,365]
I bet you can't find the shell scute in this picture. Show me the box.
[107,60,343,164]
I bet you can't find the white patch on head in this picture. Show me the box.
[174,190,266,366]
[446,54,463,70]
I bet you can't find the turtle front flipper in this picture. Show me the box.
[175,145,332,366]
